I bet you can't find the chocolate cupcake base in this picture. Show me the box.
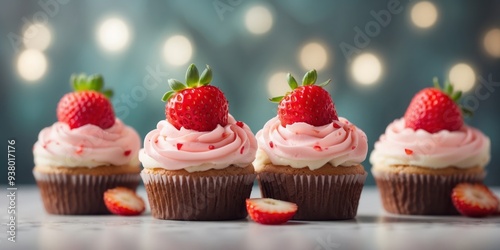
[141,172,256,220]
[372,169,485,215]
[33,172,140,215]
[258,172,367,220]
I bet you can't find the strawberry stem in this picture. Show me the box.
[70,73,113,98]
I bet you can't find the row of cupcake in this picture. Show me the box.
[32,64,495,220]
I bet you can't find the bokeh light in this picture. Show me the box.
[245,6,273,35]
[267,72,290,97]
[351,53,382,85]
[300,42,329,71]
[17,49,48,82]
[97,17,131,52]
[163,35,193,66]
[484,28,500,57]
[449,63,475,92]
[411,1,438,28]
[23,23,52,51]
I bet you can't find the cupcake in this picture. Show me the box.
[33,74,141,215]
[139,64,257,220]
[254,70,368,220]
[370,78,490,215]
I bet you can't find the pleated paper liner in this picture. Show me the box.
[141,173,256,220]
[258,172,367,220]
[372,169,485,215]
[33,171,140,215]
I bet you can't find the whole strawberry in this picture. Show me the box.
[271,69,338,127]
[57,74,115,129]
[404,78,471,133]
[163,64,228,131]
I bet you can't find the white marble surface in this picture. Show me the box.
[1,185,499,250]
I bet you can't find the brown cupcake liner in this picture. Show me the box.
[141,173,256,220]
[258,172,367,220]
[372,170,485,215]
[33,171,140,215]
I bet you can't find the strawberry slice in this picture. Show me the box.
[451,183,499,217]
[104,187,145,216]
[246,198,298,225]
[496,195,500,216]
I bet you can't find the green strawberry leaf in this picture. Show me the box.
[102,89,113,99]
[451,91,462,102]
[199,65,213,86]
[302,69,317,86]
[269,96,284,103]
[317,79,331,87]
[444,81,453,95]
[186,64,200,88]
[287,73,298,90]
[168,79,186,91]
[433,77,441,90]
[162,90,175,102]
[89,75,104,91]
[462,107,474,117]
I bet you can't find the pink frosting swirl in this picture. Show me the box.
[139,115,257,172]
[254,116,368,170]
[33,119,141,167]
[369,118,491,168]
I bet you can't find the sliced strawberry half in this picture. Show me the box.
[246,198,298,225]
[104,187,145,216]
[451,183,499,217]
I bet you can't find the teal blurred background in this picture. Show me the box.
[1,0,499,185]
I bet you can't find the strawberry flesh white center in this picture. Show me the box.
[114,192,143,211]
[465,189,497,208]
